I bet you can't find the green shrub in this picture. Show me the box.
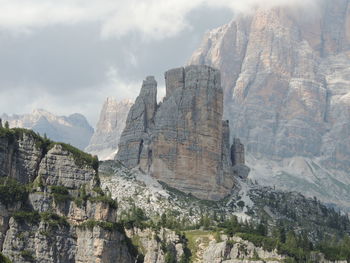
[50,185,71,203]
[0,178,28,206]
[0,252,12,263]
[20,250,35,262]
[88,195,117,209]
[40,212,69,228]
[56,143,99,171]
[13,211,40,225]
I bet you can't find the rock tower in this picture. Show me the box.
[116,65,249,200]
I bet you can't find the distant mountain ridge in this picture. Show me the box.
[1,109,94,150]
[189,0,350,211]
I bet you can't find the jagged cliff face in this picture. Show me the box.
[0,129,133,263]
[2,109,94,150]
[85,98,132,160]
[189,0,350,209]
[117,65,248,200]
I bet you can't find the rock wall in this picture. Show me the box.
[85,98,132,160]
[188,0,350,210]
[0,129,134,263]
[116,65,249,200]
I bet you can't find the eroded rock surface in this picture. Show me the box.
[188,0,350,210]
[116,65,249,200]
[0,130,134,263]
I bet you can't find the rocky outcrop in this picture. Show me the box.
[0,128,134,263]
[202,236,284,263]
[2,109,94,150]
[85,98,132,160]
[188,0,350,210]
[116,65,249,200]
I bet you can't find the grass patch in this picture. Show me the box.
[56,142,99,171]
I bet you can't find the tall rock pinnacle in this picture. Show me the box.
[116,65,249,200]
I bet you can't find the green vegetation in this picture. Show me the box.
[50,185,71,203]
[20,250,35,262]
[88,195,118,209]
[0,252,12,263]
[40,212,69,228]
[0,126,99,171]
[13,211,40,225]
[0,177,28,207]
[55,142,99,171]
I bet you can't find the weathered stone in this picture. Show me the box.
[0,131,134,263]
[38,144,96,189]
[117,65,247,200]
[0,133,43,184]
[188,0,350,210]
[116,76,157,169]
[85,98,132,160]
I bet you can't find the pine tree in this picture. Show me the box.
[4,121,9,129]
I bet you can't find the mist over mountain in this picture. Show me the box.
[189,0,350,211]
[1,109,94,150]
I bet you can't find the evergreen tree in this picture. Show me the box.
[4,121,9,129]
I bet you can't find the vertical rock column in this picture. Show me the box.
[116,76,157,168]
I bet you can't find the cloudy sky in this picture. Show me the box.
[0,0,316,126]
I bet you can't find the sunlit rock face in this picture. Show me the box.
[117,65,248,200]
[85,98,132,160]
[189,0,350,210]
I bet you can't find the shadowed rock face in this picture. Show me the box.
[116,65,248,200]
[188,0,350,209]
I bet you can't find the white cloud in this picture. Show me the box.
[0,0,318,39]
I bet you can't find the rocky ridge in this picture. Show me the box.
[85,98,132,160]
[116,65,249,201]
[0,128,348,262]
[0,128,133,263]
[188,0,350,211]
[1,109,94,150]
[99,159,350,263]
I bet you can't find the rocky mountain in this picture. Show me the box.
[116,65,250,200]
[0,128,133,263]
[85,98,132,160]
[1,109,94,150]
[1,126,349,262]
[189,0,350,211]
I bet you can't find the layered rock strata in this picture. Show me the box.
[188,0,350,209]
[116,65,249,200]
[85,98,132,160]
[0,129,133,263]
